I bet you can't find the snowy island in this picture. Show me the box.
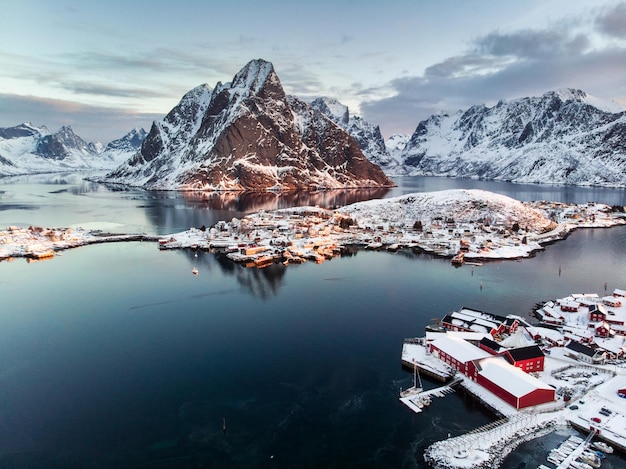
[1,189,624,265]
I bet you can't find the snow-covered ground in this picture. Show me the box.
[0,225,155,261]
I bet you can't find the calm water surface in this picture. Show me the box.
[0,174,625,468]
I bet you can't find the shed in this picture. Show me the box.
[565,341,606,364]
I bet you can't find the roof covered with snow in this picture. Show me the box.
[430,335,491,363]
[477,357,554,397]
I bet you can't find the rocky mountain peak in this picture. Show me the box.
[35,125,93,160]
[229,59,282,100]
[104,59,394,191]
[309,96,401,173]
[105,128,147,152]
[311,97,349,124]
[0,123,45,139]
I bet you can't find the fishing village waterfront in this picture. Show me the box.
[398,291,626,468]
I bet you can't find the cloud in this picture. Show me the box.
[0,94,162,143]
[476,29,590,59]
[360,9,626,138]
[595,2,626,38]
[58,82,167,99]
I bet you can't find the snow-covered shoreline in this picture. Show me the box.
[0,225,156,261]
[1,189,624,264]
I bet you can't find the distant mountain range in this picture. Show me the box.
[2,58,625,188]
[398,89,626,186]
[0,123,146,176]
[315,89,625,187]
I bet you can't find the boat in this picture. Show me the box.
[578,452,601,468]
[570,461,593,469]
[451,251,464,265]
[546,454,563,465]
[192,267,198,275]
[592,441,613,453]
[400,361,423,398]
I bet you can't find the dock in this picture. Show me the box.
[552,431,597,469]
[399,378,462,413]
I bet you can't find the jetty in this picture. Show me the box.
[551,431,599,469]
[399,378,462,414]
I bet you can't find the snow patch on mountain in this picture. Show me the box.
[555,88,625,114]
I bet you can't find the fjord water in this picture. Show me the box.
[0,175,625,468]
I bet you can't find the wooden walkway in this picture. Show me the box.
[399,377,463,414]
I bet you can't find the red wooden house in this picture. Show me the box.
[500,345,545,373]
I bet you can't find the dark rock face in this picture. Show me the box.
[0,123,44,139]
[105,59,394,191]
[35,126,93,160]
[310,97,399,172]
[401,89,626,186]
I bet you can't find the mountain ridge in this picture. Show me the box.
[398,88,626,187]
[0,124,146,176]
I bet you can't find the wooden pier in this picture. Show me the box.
[399,377,463,414]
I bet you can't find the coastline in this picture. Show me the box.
[3,191,623,266]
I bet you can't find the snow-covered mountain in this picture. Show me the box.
[98,128,147,167]
[310,97,400,173]
[0,124,147,176]
[400,89,626,187]
[103,59,394,191]
[0,123,100,176]
[385,133,410,169]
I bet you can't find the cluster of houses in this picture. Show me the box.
[425,324,554,410]
[0,225,80,260]
[423,289,626,410]
[534,289,626,362]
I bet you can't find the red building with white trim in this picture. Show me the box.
[474,357,555,409]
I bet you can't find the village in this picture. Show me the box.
[1,191,624,268]
[155,195,625,269]
[399,289,626,469]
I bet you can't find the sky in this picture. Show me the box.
[1,0,625,143]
